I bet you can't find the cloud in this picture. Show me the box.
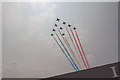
[86,54,97,67]
[3,3,22,32]
[48,5,56,12]
[18,3,56,40]
[18,35,28,42]
[14,3,65,78]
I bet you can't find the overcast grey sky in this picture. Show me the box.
[2,2,118,78]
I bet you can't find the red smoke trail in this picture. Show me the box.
[70,27,88,69]
[75,31,90,68]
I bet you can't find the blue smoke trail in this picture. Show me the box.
[53,37,77,71]
[55,32,79,71]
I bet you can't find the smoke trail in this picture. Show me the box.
[57,29,82,70]
[55,32,79,71]
[75,30,90,68]
[64,26,85,69]
[70,27,88,69]
[53,36,77,71]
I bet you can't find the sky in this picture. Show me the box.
[2,2,118,78]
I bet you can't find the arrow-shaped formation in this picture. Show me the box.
[51,18,90,71]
